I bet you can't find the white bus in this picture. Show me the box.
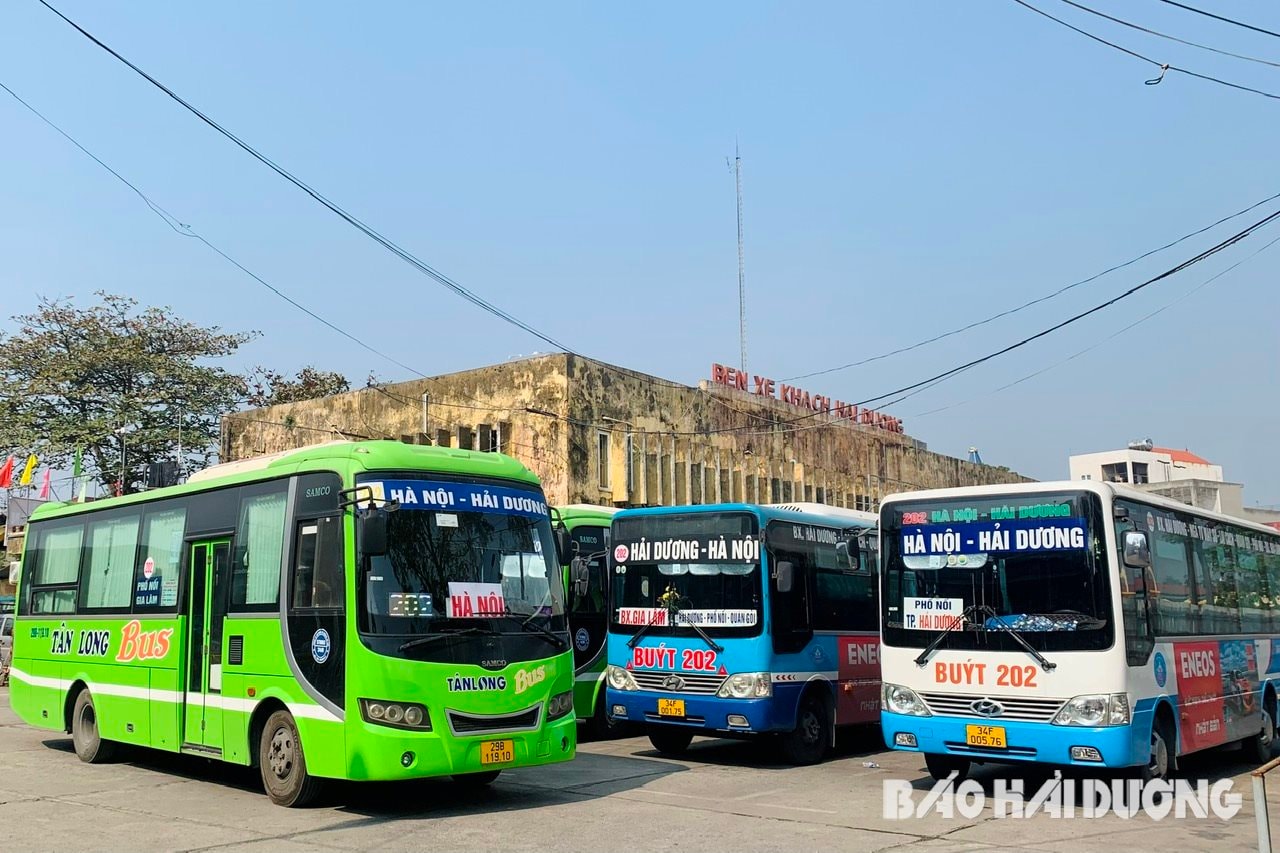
[878,480,1280,781]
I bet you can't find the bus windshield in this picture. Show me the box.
[610,511,762,637]
[881,491,1113,653]
[358,478,564,640]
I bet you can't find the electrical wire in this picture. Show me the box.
[35,0,573,354]
[912,231,1280,417]
[1155,0,1280,41]
[1054,0,1280,68]
[1010,0,1280,100]
[784,187,1280,382]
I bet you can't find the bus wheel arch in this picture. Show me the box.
[63,679,90,734]
[1243,683,1277,764]
[1144,701,1178,781]
[247,698,289,770]
[778,682,833,765]
[69,684,119,763]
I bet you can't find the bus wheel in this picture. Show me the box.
[259,709,324,807]
[648,727,694,755]
[71,689,118,764]
[780,693,830,765]
[924,753,970,782]
[453,770,502,788]
[1141,717,1175,782]
[587,692,617,740]
[1244,703,1276,764]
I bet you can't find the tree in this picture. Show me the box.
[0,292,254,494]
[244,366,351,409]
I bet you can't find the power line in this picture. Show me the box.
[1055,0,1280,68]
[35,0,573,354]
[1155,0,1280,41]
[1010,0,1280,100]
[784,187,1280,382]
[912,231,1280,418]
[0,77,497,409]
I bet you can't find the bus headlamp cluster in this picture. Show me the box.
[1052,693,1130,727]
[882,683,931,717]
[547,691,575,720]
[606,665,639,691]
[359,698,432,730]
[716,672,772,699]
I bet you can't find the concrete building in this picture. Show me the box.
[1069,441,1248,517]
[222,354,1030,509]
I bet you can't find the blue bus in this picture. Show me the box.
[604,502,879,764]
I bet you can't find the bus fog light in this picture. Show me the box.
[727,714,749,728]
[1071,746,1102,762]
[612,704,627,718]
[894,732,918,747]
[401,751,415,767]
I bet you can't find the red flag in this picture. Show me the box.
[0,456,13,489]
[38,468,51,500]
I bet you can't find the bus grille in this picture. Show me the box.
[630,671,725,695]
[919,692,1065,722]
[446,705,543,736]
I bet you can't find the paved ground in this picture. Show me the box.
[1,686,1277,852]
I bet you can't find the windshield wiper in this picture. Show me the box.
[913,603,981,667]
[398,626,496,653]
[515,612,568,650]
[973,604,1057,671]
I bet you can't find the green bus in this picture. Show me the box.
[553,504,617,735]
[9,440,576,806]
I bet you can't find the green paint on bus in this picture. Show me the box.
[10,441,576,805]
[553,504,617,735]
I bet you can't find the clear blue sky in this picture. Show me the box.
[2,2,1277,503]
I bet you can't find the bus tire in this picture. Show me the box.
[1244,694,1277,765]
[647,727,694,755]
[779,692,830,766]
[924,753,970,782]
[453,770,501,788]
[587,689,618,740]
[259,709,324,807]
[1141,714,1176,782]
[71,689,118,764]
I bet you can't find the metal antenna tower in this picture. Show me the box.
[734,142,747,376]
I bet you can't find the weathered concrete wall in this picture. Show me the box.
[223,353,1031,509]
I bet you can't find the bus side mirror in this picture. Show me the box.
[554,527,574,566]
[571,556,590,598]
[360,510,389,558]
[776,560,794,593]
[1123,531,1150,570]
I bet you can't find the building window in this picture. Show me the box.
[597,431,611,489]
[625,433,635,495]
[1133,463,1149,485]
[1101,462,1128,483]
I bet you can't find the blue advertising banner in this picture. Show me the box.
[366,480,549,519]
[901,517,1087,557]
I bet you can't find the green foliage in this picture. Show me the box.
[244,366,351,409]
[0,292,255,494]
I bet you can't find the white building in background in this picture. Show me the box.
[1068,440,1244,517]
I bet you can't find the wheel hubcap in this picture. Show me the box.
[802,710,821,744]
[268,726,295,780]
[1150,733,1167,777]
[1263,711,1274,747]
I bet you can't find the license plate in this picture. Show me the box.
[965,724,1006,749]
[658,698,685,717]
[480,739,514,765]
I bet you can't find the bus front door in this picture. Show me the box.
[184,539,231,751]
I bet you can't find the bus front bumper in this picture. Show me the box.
[607,689,788,734]
[345,713,577,782]
[881,709,1150,769]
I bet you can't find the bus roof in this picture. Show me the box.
[881,480,1280,538]
[28,440,542,524]
[553,504,619,525]
[612,502,876,529]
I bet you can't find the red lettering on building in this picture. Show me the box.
[709,362,905,434]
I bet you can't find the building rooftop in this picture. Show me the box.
[1150,446,1212,466]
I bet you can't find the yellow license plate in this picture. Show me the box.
[480,739,514,765]
[965,724,1007,748]
[658,698,686,717]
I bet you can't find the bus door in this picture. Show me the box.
[184,538,231,751]
[569,526,608,673]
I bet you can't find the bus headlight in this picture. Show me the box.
[359,698,432,730]
[547,690,575,720]
[606,665,639,691]
[1052,693,1130,727]
[882,683,931,717]
[716,672,772,699]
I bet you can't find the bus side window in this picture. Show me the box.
[770,545,812,654]
[292,516,344,610]
[1152,524,1196,635]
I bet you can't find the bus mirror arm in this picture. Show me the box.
[570,555,592,598]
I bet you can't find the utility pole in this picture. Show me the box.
[734,142,748,377]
